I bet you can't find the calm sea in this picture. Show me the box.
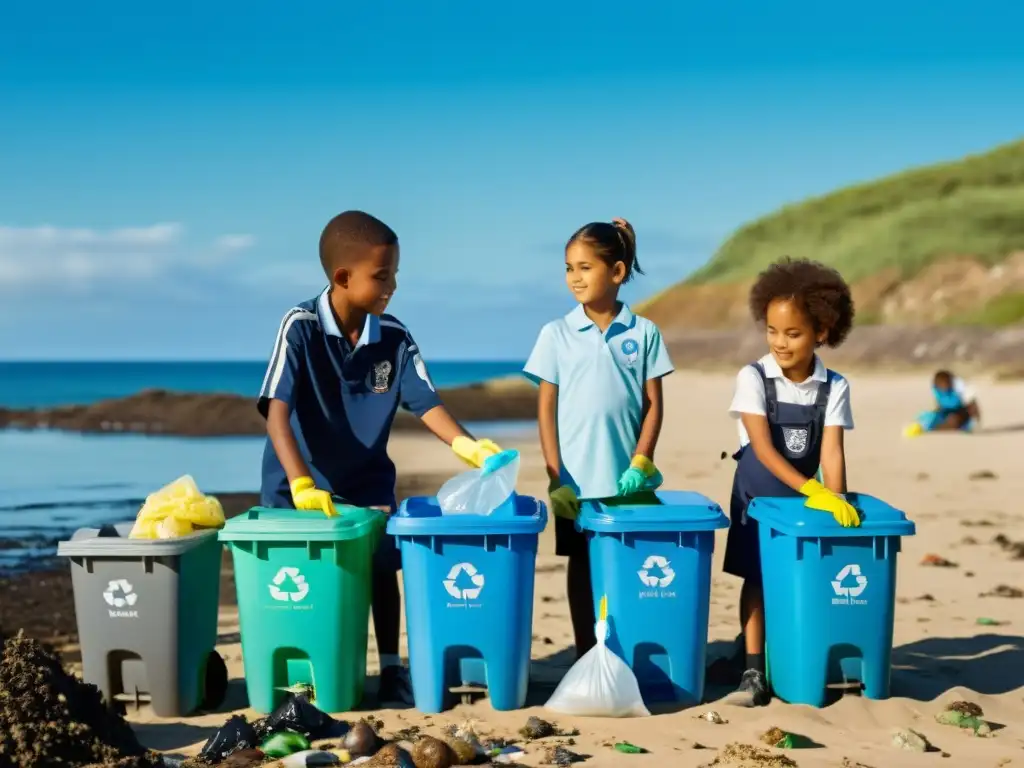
[0,360,529,573]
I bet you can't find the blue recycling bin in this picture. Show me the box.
[578,491,729,706]
[748,493,916,707]
[388,492,547,713]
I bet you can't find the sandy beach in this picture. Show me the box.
[33,369,1024,767]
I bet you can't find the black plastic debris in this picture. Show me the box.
[198,714,259,762]
[259,693,347,741]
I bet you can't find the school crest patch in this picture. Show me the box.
[372,360,392,393]
[620,338,639,365]
[782,427,809,455]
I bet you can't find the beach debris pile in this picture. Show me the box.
[935,700,992,736]
[191,708,549,767]
[920,553,957,568]
[759,727,812,749]
[979,584,1024,599]
[698,742,797,767]
[129,475,226,539]
[0,630,162,768]
[992,533,1024,559]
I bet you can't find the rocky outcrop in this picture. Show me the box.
[0,378,539,437]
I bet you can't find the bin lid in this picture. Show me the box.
[219,506,385,542]
[578,490,729,533]
[57,522,220,558]
[747,493,916,538]
[387,493,547,537]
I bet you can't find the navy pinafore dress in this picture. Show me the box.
[723,361,834,583]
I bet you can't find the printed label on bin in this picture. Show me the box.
[103,579,139,618]
[637,555,677,599]
[268,566,310,605]
[444,562,485,608]
[831,563,868,606]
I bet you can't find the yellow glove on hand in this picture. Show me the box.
[548,484,580,520]
[799,478,860,528]
[452,436,502,468]
[290,476,338,518]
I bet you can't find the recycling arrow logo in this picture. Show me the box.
[638,555,676,588]
[269,566,310,602]
[443,562,485,600]
[102,579,138,608]
[831,563,868,598]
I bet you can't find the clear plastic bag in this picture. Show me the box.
[437,450,520,515]
[544,597,650,718]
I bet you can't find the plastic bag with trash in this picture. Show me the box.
[544,596,650,717]
[129,474,226,539]
[437,449,520,515]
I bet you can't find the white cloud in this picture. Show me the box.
[215,233,256,252]
[0,223,183,291]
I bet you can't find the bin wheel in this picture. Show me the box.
[200,650,228,710]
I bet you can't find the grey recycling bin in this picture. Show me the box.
[57,523,227,717]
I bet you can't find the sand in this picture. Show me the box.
[65,371,1024,767]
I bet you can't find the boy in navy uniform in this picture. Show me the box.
[258,210,502,705]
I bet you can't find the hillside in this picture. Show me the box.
[641,139,1024,329]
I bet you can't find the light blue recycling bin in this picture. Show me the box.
[748,493,915,707]
[578,491,729,707]
[388,492,547,713]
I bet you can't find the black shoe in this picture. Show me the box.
[378,665,415,707]
[723,669,771,707]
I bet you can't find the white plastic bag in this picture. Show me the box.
[545,596,650,717]
[437,450,520,515]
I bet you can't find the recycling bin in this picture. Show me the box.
[219,506,385,713]
[388,492,547,713]
[57,524,226,717]
[578,491,729,706]
[748,493,916,707]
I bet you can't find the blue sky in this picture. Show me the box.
[1,0,1023,360]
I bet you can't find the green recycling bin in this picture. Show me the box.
[220,506,385,713]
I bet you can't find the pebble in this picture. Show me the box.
[696,710,727,724]
[891,728,931,752]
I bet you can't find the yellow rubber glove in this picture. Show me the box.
[799,478,860,528]
[290,476,338,518]
[548,483,580,520]
[451,436,503,468]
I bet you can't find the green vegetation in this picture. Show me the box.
[688,139,1024,285]
[945,292,1024,327]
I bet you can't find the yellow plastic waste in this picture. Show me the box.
[129,474,226,539]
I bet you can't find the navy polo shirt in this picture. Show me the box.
[258,287,443,508]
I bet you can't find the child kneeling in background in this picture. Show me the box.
[724,258,861,707]
[903,369,981,436]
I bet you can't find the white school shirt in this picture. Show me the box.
[728,354,854,447]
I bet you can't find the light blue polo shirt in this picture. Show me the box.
[523,303,674,500]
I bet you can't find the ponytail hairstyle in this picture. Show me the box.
[566,217,644,283]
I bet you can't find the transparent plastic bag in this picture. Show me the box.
[545,597,650,717]
[437,450,520,515]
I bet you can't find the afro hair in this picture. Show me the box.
[748,258,855,347]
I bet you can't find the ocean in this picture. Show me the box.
[0,360,529,573]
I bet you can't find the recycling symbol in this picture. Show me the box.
[102,579,138,608]
[831,564,868,598]
[443,562,484,600]
[269,567,310,602]
[638,555,676,588]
